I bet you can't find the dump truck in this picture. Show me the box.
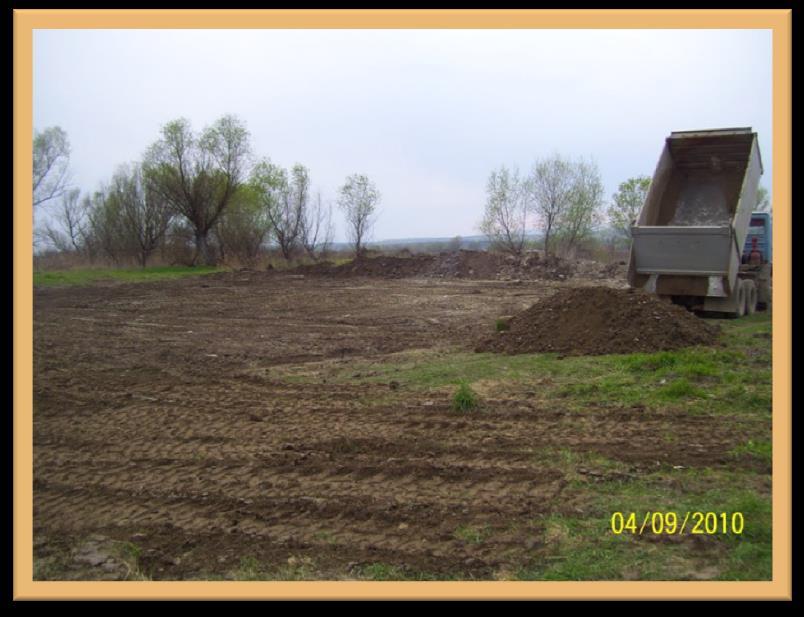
[627,128,771,317]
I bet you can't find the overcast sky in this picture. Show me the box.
[34,28,772,241]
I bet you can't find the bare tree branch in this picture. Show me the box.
[301,191,333,259]
[338,174,380,257]
[479,166,529,257]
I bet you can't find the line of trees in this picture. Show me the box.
[481,160,772,257]
[39,123,769,268]
[33,118,381,267]
[480,154,604,258]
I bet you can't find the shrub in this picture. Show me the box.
[452,381,479,412]
[495,318,511,332]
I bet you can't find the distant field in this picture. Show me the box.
[33,265,224,287]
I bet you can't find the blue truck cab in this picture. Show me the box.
[742,212,772,264]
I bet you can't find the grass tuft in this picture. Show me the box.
[452,381,479,412]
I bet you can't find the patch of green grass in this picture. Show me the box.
[294,313,770,418]
[233,555,263,581]
[622,348,739,380]
[530,447,633,478]
[33,552,73,581]
[321,349,605,390]
[454,524,491,544]
[358,562,410,581]
[313,530,338,545]
[275,555,318,580]
[452,381,479,412]
[232,555,318,581]
[656,378,705,400]
[357,562,453,581]
[516,466,772,581]
[730,439,772,465]
[266,255,353,270]
[495,318,511,332]
[109,540,151,581]
[518,513,663,581]
[34,265,224,287]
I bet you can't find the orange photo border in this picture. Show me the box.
[13,9,792,600]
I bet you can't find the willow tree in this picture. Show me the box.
[143,115,251,265]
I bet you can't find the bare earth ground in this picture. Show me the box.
[33,271,770,580]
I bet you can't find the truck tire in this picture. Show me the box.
[757,276,771,311]
[743,280,758,315]
[730,279,747,319]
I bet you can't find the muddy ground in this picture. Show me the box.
[33,271,766,580]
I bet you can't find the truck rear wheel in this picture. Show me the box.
[757,277,771,311]
[743,280,758,315]
[730,279,747,318]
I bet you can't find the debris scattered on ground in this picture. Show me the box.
[476,286,720,356]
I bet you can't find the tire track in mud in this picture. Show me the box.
[33,382,763,578]
[35,382,764,471]
[34,432,565,578]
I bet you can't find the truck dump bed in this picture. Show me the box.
[628,128,763,297]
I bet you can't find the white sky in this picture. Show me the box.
[34,29,772,241]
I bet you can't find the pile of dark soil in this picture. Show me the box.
[284,250,576,281]
[292,254,437,278]
[476,287,720,356]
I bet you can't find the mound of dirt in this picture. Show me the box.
[292,254,437,278]
[476,287,720,356]
[284,250,576,281]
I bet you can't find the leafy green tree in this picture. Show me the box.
[554,158,605,256]
[143,115,251,266]
[214,183,271,265]
[251,159,298,260]
[755,185,771,212]
[608,175,651,240]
